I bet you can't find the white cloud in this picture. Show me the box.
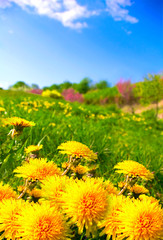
[106,0,138,23]
[0,0,138,29]
[0,0,97,29]
[50,0,97,29]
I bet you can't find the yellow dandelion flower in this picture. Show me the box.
[114,160,154,180]
[17,185,25,192]
[49,122,56,127]
[24,145,43,154]
[71,164,89,175]
[118,181,126,188]
[0,198,26,240]
[0,182,17,201]
[139,194,160,205]
[62,178,109,236]
[3,116,35,128]
[18,202,71,240]
[14,158,61,181]
[117,198,163,240]
[58,141,97,161]
[129,184,149,194]
[0,107,5,112]
[41,175,70,206]
[29,188,42,198]
[62,162,69,169]
[0,100,4,106]
[104,180,118,195]
[99,195,126,240]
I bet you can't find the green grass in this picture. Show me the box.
[0,90,163,240]
[0,90,163,198]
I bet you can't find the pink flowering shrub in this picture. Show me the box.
[62,88,84,103]
[29,89,43,95]
[116,79,135,105]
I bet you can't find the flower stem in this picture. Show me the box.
[117,175,129,196]
[61,156,73,176]
[17,179,29,199]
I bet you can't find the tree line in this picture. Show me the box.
[5,73,163,117]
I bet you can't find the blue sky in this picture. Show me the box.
[0,0,162,89]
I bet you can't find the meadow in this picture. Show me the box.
[0,89,163,240]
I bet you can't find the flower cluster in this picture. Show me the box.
[42,89,62,99]
[0,118,162,240]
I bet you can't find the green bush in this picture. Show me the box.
[84,87,119,104]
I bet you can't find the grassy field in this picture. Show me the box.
[0,90,163,239]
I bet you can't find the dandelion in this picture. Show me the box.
[118,181,126,188]
[3,117,35,138]
[58,141,97,161]
[0,182,17,201]
[14,158,61,181]
[62,178,109,236]
[99,195,126,240]
[71,164,89,175]
[17,185,26,193]
[0,100,4,106]
[41,175,70,206]
[49,122,56,127]
[62,162,69,169]
[117,198,163,240]
[29,188,42,198]
[0,198,26,239]
[18,202,71,240]
[24,145,43,154]
[0,107,5,112]
[139,194,160,204]
[104,180,118,195]
[3,117,35,128]
[114,160,154,180]
[129,184,149,194]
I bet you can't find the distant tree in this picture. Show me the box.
[10,81,30,90]
[140,74,163,118]
[72,83,78,91]
[133,81,143,100]
[95,80,109,89]
[49,84,60,91]
[73,77,91,94]
[42,84,60,91]
[31,84,39,89]
[60,81,72,91]
[43,86,49,91]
